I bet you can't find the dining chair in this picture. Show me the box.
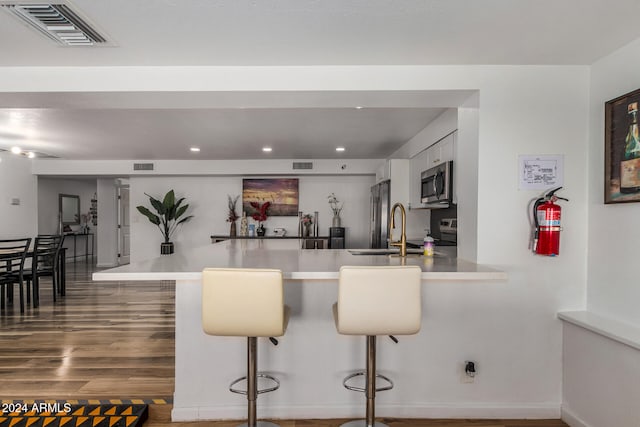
[0,238,32,314]
[23,235,64,308]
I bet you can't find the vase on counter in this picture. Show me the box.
[230,221,237,237]
[304,223,312,237]
[240,212,248,236]
[332,214,341,227]
[257,224,266,236]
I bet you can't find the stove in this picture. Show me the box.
[438,218,457,245]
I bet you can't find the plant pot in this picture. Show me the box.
[256,226,266,237]
[230,221,237,237]
[161,242,174,255]
[332,215,341,227]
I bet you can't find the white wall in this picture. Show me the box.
[557,35,640,427]
[37,178,96,233]
[0,152,37,238]
[96,178,118,267]
[37,177,97,260]
[588,37,640,326]
[130,175,374,262]
[1,64,591,417]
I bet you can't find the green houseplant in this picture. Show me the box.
[136,190,194,254]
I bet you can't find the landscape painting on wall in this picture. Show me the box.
[605,87,640,203]
[242,178,299,216]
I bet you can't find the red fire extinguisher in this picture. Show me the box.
[532,187,568,256]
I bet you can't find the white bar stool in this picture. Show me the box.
[333,265,422,427]
[202,268,289,427]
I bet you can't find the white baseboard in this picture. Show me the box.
[172,402,561,422]
[561,406,592,427]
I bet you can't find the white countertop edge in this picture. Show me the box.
[92,272,203,281]
[93,270,507,282]
[558,310,640,351]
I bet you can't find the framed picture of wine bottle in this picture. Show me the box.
[605,87,640,203]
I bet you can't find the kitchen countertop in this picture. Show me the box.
[93,239,505,281]
[92,239,506,422]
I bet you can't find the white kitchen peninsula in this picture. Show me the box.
[93,239,506,421]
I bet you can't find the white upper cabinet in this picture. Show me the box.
[426,132,455,167]
[376,159,410,206]
[409,148,429,209]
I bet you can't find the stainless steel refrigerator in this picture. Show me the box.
[370,180,390,249]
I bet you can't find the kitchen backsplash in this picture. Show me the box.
[430,204,457,240]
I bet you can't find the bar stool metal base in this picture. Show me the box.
[230,373,280,395]
[339,420,389,427]
[343,371,393,393]
[340,336,393,427]
[234,337,281,427]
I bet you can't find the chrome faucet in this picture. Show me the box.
[389,202,407,257]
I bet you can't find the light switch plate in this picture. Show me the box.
[10,198,20,205]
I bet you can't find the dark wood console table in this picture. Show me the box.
[63,233,94,262]
[210,235,329,248]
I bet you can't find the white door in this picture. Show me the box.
[117,186,131,265]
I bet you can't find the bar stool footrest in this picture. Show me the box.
[342,371,394,393]
[229,373,281,395]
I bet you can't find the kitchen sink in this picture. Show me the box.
[348,248,445,256]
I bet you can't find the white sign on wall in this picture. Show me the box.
[518,155,564,190]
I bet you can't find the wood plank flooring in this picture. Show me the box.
[0,260,567,427]
[0,260,175,400]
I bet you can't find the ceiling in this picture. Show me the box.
[1,0,640,160]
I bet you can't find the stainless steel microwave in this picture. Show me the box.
[421,161,453,204]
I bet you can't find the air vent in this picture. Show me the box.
[292,162,313,170]
[1,3,109,46]
[133,163,154,171]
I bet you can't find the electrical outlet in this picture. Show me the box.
[461,360,476,383]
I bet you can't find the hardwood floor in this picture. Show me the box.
[0,260,175,400]
[0,260,567,427]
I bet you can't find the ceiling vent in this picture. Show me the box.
[133,163,154,171]
[1,3,109,46]
[292,162,313,170]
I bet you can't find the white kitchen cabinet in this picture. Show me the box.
[376,159,410,206]
[389,159,410,207]
[409,148,429,209]
[426,132,455,167]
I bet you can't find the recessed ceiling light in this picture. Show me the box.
[10,146,21,154]
[262,147,272,152]
[355,106,364,110]
[27,151,35,159]
[190,147,200,152]
[336,147,346,152]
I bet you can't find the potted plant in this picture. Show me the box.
[136,189,194,254]
[249,201,270,236]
